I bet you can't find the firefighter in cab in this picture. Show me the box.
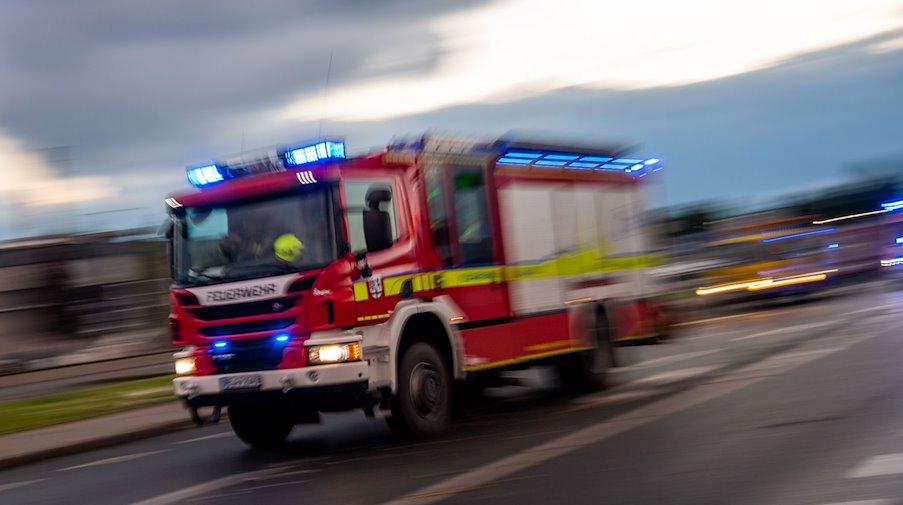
[274,233,304,265]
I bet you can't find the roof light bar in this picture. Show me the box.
[497,150,662,176]
[497,157,531,165]
[282,140,346,168]
[187,163,228,188]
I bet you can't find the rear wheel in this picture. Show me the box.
[228,404,293,450]
[386,343,453,440]
[557,310,613,392]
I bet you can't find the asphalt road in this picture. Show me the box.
[2,284,903,505]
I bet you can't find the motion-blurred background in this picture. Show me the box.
[0,0,901,370]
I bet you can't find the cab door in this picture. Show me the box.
[343,174,419,326]
[423,160,514,367]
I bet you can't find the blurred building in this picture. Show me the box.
[0,229,169,373]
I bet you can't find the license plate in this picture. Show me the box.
[219,374,262,391]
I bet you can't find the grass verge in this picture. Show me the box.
[0,375,176,435]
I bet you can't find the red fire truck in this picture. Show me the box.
[164,134,665,448]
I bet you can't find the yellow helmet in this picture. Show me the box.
[274,234,304,263]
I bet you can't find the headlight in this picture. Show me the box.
[175,357,197,375]
[308,342,362,365]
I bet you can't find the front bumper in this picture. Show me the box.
[173,361,369,410]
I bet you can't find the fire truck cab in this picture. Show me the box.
[165,134,665,448]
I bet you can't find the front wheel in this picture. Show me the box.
[386,343,453,440]
[228,404,293,450]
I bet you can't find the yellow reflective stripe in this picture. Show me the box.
[353,283,369,302]
[439,266,504,288]
[614,334,656,343]
[383,275,413,297]
[523,340,573,352]
[349,252,663,302]
[465,347,593,373]
[357,313,391,322]
[505,253,664,282]
[505,262,558,281]
[412,275,426,293]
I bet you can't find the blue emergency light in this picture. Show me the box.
[761,228,836,243]
[497,150,662,175]
[882,199,903,212]
[281,140,346,168]
[187,163,228,187]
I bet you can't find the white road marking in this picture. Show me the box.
[622,366,719,388]
[816,500,894,505]
[173,432,232,445]
[675,307,805,328]
[186,479,316,503]
[617,350,720,371]
[59,449,169,472]
[0,479,47,493]
[846,453,903,478]
[730,322,830,342]
[129,467,285,505]
[379,330,881,505]
[567,389,662,412]
[673,313,754,327]
[845,306,894,317]
[730,328,783,342]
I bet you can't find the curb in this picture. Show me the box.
[0,418,195,472]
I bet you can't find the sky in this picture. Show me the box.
[0,0,902,239]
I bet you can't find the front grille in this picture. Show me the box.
[209,338,284,374]
[200,318,294,337]
[190,297,296,321]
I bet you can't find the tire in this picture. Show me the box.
[386,342,453,440]
[557,310,613,392]
[228,404,293,450]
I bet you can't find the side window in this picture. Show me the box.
[453,167,493,265]
[425,165,452,265]
[344,180,398,253]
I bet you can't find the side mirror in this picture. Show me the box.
[345,250,372,279]
[363,186,393,253]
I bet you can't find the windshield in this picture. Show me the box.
[172,188,337,286]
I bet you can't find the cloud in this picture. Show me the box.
[281,0,903,121]
[0,0,900,239]
[0,131,118,208]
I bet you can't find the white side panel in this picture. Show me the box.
[498,185,559,262]
[500,181,654,315]
[499,183,565,313]
[549,188,577,254]
[595,185,650,294]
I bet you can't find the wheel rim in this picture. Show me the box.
[409,361,443,419]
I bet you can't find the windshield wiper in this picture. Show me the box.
[186,267,226,286]
[225,263,299,281]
